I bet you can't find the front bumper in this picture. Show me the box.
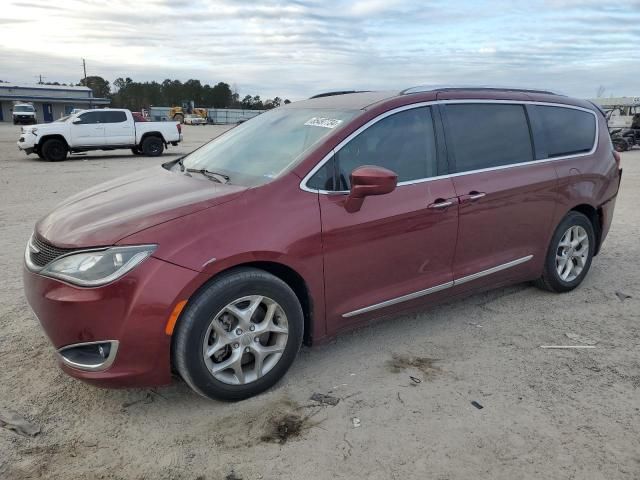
[17,134,36,154]
[23,255,203,388]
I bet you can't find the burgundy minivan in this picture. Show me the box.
[23,87,621,400]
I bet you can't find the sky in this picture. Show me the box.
[1,0,639,101]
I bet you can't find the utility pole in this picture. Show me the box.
[82,58,92,108]
[35,75,45,84]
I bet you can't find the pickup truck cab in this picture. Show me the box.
[17,108,183,161]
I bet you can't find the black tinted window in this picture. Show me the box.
[445,104,533,173]
[101,111,127,123]
[534,106,596,158]
[76,111,101,124]
[311,107,437,191]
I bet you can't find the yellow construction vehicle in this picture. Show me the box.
[168,101,208,124]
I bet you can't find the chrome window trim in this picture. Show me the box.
[57,340,119,372]
[341,255,533,318]
[300,100,599,195]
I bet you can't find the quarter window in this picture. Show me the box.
[444,104,533,173]
[533,106,596,158]
[308,107,437,191]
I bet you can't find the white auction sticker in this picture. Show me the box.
[304,117,343,129]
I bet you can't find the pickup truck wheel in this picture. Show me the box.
[131,147,143,155]
[41,139,68,162]
[142,136,164,156]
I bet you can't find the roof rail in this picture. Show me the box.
[400,85,563,96]
[309,90,369,99]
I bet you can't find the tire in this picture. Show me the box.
[534,211,595,293]
[41,138,68,162]
[36,150,44,159]
[131,147,143,155]
[173,267,304,401]
[141,136,164,156]
[613,139,628,152]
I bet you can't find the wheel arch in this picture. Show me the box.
[182,261,314,346]
[569,203,603,255]
[140,131,166,145]
[38,134,69,151]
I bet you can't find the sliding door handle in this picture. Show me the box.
[468,192,486,200]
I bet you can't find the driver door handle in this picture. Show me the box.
[428,198,455,210]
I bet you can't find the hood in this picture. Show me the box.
[36,166,247,248]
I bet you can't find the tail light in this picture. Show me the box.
[177,123,182,134]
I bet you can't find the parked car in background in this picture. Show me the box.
[23,87,621,401]
[17,108,182,161]
[12,103,37,125]
[132,111,149,122]
[183,113,207,125]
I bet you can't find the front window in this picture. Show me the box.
[178,108,357,186]
[14,105,34,112]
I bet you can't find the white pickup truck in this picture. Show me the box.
[17,108,183,161]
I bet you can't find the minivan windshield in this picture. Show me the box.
[179,108,357,186]
[14,105,34,112]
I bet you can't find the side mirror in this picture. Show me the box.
[344,165,397,213]
[72,118,82,124]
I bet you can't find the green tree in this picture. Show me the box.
[80,75,111,98]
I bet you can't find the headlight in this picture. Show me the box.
[39,245,156,287]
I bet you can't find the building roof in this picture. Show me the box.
[0,94,110,104]
[0,83,91,92]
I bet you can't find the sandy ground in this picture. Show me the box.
[0,122,638,480]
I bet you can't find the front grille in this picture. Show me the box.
[29,235,77,268]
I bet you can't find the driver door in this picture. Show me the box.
[71,111,104,146]
[309,106,459,334]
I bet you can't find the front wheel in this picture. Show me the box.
[41,138,68,162]
[534,211,595,293]
[173,268,304,401]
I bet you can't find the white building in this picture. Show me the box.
[0,83,110,123]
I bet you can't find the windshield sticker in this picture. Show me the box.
[304,117,343,129]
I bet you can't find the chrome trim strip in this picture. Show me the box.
[57,340,119,372]
[454,255,533,286]
[342,281,454,318]
[341,255,533,318]
[300,99,599,195]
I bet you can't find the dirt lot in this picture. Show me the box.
[0,122,638,480]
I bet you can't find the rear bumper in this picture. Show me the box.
[598,169,621,251]
[23,255,203,388]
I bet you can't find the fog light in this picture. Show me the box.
[57,340,118,371]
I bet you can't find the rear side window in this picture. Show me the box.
[308,106,437,190]
[444,104,533,173]
[100,111,127,123]
[533,106,596,158]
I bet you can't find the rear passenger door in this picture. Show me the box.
[101,111,135,145]
[441,102,558,288]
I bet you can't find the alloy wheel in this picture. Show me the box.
[202,295,289,385]
[555,225,589,282]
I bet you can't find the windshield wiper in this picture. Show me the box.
[186,168,230,184]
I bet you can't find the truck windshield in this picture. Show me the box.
[14,106,34,112]
[179,108,357,186]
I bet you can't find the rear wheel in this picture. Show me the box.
[534,211,595,293]
[141,136,164,156]
[173,268,304,401]
[41,138,68,162]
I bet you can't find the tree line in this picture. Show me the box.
[33,76,291,111]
